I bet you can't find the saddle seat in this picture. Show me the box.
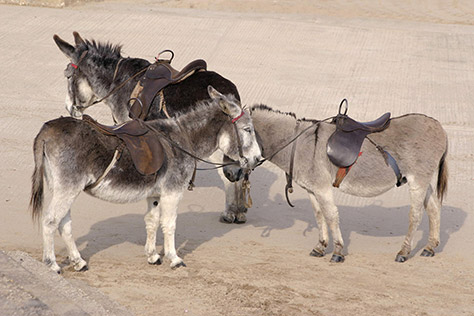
[83,114,165,175]
[147,59,207,82]
[337,112,391,133]
[327,111,391,168]
[129,59,207,120]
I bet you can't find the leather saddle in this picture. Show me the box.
[129,57,207,120]
[83,114,165,175]
[327,100,391,168]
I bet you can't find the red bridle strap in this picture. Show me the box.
[70,63,78,69]
[232,111,245,123]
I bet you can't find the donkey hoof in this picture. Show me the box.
[73,260,88,272]
[310,249,325,257]
[148,258,162,265]
[395,254,408,263]
[171,261,186,269]
[46,262,61,274]
[234,212,247,224]
[330,254,345,263]
[220,211,236,224]
[420,249,435,257]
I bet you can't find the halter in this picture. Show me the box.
[232,110,246,161]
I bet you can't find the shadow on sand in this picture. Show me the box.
[74,167,466,262]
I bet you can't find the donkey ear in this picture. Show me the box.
[53,34,75,59]
[208,85,223,100]
[209,85,233,115]
[73,31,85,46]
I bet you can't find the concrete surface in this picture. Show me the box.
[0,250,132,315]
[0,2,473,315]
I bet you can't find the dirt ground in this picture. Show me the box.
[1,1,474,315]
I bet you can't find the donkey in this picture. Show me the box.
[54,32,248,224]
[29,86,262,273]
[225,105,448,263]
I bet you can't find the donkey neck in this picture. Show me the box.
[251,106,312,171]
[86,56,151,123]
[153,103,227,158]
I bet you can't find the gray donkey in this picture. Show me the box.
[29,86,262,273]
[225,105,448,263]
[54,32,248,223]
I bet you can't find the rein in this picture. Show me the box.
[254,117,333,168]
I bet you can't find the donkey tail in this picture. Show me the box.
[436,140,448,204]
[30,132,46,223]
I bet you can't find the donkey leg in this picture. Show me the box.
[314,189,345,263]
[219,171,247,224]
[421,184,441,257]
[144,197,162,265]
[308,192,329,257]
[159,191,185,268]
[42,193,77,273]
[395,186,426,263]
[58,210,87,271]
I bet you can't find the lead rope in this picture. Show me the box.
[242,173,253,208]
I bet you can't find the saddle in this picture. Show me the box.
[83,114,165,175]
[326,99,403,188]
[327,100,391,168]
[129,54,207,120]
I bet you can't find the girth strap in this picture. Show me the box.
[85,145,124,191]
[332,139,407,188]
[285,121,300,207]
[365,136,407,187]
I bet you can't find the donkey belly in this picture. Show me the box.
[86,163,162,204]
[86,180,155,203]
[337,141,397,197]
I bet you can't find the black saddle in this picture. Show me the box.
[129,52,207,120]
[83,115,165,175]
[327,99,391,168]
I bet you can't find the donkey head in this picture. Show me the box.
[54,32,120,118]
[208,86,262,171]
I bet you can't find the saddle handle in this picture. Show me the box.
[338,99,348,116]
[155,49,174,64]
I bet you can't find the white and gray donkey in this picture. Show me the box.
[227,105,448,263]
[29,86,262,273]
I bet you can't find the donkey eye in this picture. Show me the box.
[244,127,252,133]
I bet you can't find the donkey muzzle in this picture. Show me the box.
[223,164,244,182]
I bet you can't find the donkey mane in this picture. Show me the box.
[251,104,320,124]
[81,39,122,59]
[153,98,229,132]
[251,103,320,148]
[251,104,296,119]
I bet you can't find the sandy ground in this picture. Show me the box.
[1,1,474,315]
